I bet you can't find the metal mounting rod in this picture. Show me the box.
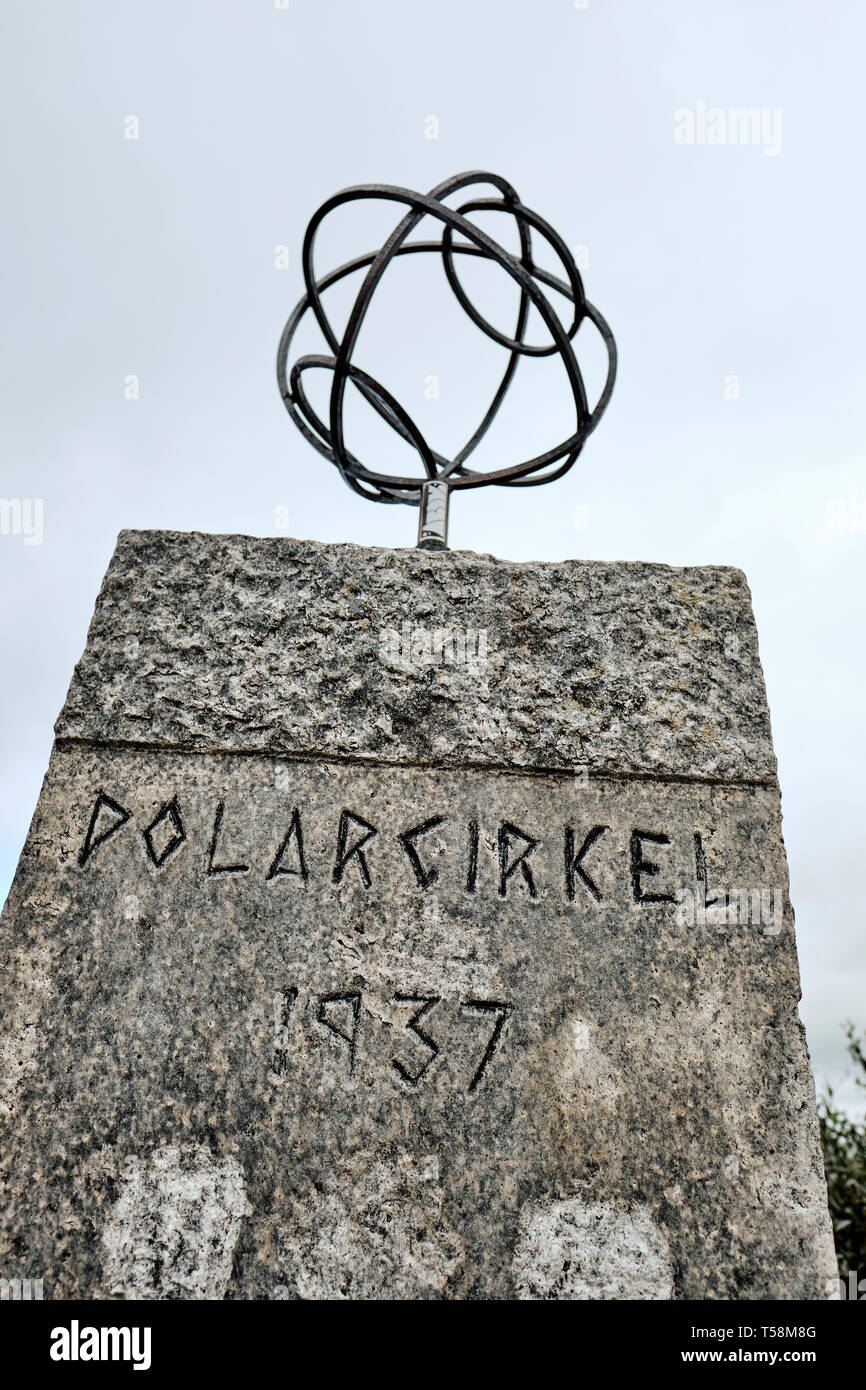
[417,481,450,550]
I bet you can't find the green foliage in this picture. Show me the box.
[818,1025,866,1280]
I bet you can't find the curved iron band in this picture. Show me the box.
[439,182,533,476]
[291,174,600,493]
[281,317,615,499]
[277,240,616,497]
[497,296,617,487]
[302,174,536,499]
[284,175,530,500]
[437,188,589,475]
[290,354,438,503]
[277,238,536,492]
[441,197,586,357]
[307,178,591,496]
[276,175,617,500]
[278,254,616,497]
[277,247,443,503]
[302,174,526,380]
[296,174,611,491]
[277,239,611,477]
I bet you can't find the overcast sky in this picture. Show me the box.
[1,0,864,1109]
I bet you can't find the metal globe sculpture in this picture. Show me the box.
[276,171,616,547]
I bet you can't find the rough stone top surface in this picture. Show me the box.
[55,529,776,784]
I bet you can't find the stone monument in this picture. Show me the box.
[0,175,837,1299]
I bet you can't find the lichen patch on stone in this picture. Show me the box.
[276,1149,463,1299]
[101,1145,251,1299]
[512,1198,674,1300]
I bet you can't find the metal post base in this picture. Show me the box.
[417,481,450,550]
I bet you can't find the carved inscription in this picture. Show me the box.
[270,987,510,1095]
[78,791,130,867]
[332,810,377,887]
[77,790,721,909]
[565,824,608,902]
[207,801,249,876]
[317,991,362,1073]
[270,987,298,1075]
[398,817,445,890]
[142,797,186,867]
[266,808,308,882]
[392,994,440,1085]
[629,830,675,905]
[462,1001,510,1093]
[498,822,538,898]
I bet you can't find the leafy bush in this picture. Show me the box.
[817,1025,866,1282]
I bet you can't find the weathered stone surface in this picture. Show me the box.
[56,529,775,782]
[0,531,836,1299]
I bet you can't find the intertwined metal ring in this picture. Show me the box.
[276,171,617,506]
